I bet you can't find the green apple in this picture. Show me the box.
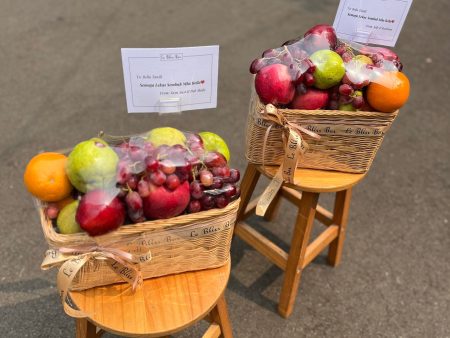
[66,138,118,192]
[57,200,82,234]
[310,50,345,89]
[199,132,230,162]
[146,127,186,147]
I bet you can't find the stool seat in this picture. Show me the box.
[259,166,366,193]
[70,260,231,337]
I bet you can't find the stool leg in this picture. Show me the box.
[237,164,260,221]
[278,191,319,318]
[328,188,352,267]
[263,191,281,222]
[75,318,97,338]
[210,294,233,338]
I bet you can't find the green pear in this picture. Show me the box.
[66,138,118,192]
[57,201,82,234]
[146,127,186,147]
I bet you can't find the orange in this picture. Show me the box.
[366,71,410,113]
[24,152,73,202]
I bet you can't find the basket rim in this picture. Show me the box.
[39,198,240,247]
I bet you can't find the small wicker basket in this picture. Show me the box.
[39,199,239,290]
[246,87,398,173]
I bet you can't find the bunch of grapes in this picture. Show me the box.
[113,133,240,224]
[188,152,240,213]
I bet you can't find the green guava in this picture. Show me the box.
[146,127,186,147]
[310,50,345,89]
[57,200,82,234]
[199,132,230,161]
[66,138,118,192]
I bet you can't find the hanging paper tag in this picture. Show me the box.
[333,0,413,46]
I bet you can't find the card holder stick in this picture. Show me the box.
[157,97,182,115]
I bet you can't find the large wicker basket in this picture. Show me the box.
[246,87,398,173]
[39,199,239,290]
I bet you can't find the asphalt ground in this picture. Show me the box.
[1,0,449,337]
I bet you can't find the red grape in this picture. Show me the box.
[166,174,180,190]
[145,156,159,172]
[128,208,145,223]
[335,45,346,55]
[304,73,315,87]
[190,181,203,199]
[116,159,132,182]
[233,186,241,200]
[204,152,227,168]
[328,100,339,110]
[250,58,267,74]
[352,96,364,109]
[228,169,240,183]
[223,184,237,198]
[212,177,223,189]
[150,170,166,186]
[339,84,353,96]
[125,191,143,211]
[137,179,150,197]
[45,204,59,219]
[160,160,176,175]
[200,170,213,187]
[201,195,215,210]
[262,48,281,58]
[129,147,146,162]
[127,175,139,190]
[215,195,230,209]
[188,200,202,213]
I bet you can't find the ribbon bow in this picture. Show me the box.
[255,104,320,216]
[41,241,152,318]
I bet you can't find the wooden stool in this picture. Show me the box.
[235,164,366,318]
[70,259,233,338]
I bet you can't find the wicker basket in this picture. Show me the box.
[246,87,398,173]
[39,199,239,290]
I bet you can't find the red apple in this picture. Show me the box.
[76,189,126,236]
[290,88,329,110]
[255,64,295,105]
[304,24,337,49]
[143,181,190,219]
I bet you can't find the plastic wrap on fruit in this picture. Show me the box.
[25,127,241,237]
[250,24,409,113]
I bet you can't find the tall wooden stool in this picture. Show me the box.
[70,259,233,338]
[235,164,365,318]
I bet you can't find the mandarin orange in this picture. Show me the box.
[366,71,410,113]
[24,152,73,202]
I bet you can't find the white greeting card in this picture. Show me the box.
[333,0,413,46]
[121,46,219,113]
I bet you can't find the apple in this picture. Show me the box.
[255,64,295,105]
[76,189,126,236]
[290,88,329,110]
[143,181,190,219]
[304,24,337,49]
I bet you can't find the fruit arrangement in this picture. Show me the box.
[24,127,240,237]
[250,24,410,113]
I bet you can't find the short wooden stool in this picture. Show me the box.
[70,259,233,338]
[235,164,365,318]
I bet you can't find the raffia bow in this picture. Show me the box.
[256,104,320,216]
[41,242,152,318]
